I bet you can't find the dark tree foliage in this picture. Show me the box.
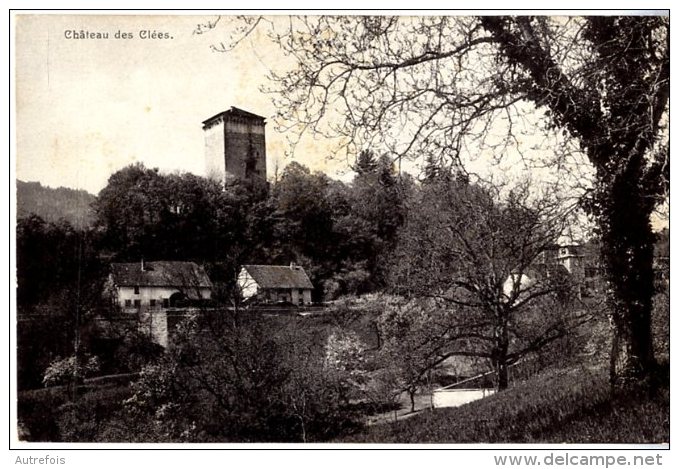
[353,149,378,175]
[16,214,105,388]
[346,155,411,288]
[94,163,243,262]
[265,162,338,300]
[17,215,100,307]
[93,164,275,278]
[421,155,445,185]
[238,159,411,300]
[94,164,166,260]
[270,162,335,260]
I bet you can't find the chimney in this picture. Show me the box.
[141,258,145,272]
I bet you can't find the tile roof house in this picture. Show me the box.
[238,264,314,305]
[109,261,213,309]
[106,261,213,347]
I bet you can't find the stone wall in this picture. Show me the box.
[149,310,168,348]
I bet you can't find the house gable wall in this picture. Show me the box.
[238,268,260,300]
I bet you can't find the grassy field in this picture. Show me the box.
[340,361,669,444]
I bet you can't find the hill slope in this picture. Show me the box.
[341,363,669,444]
[17,180,96,229]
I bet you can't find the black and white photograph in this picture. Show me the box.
[10,9,670,453]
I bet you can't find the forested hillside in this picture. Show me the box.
[17,180,96,229]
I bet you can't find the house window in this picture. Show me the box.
[124,299,132,307]
[163,298,169,308]
[150,299,156,307]
[134,299,141,308]
[134,286,140,295]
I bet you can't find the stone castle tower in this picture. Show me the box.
[202,107,267,184]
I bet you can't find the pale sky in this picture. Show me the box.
[15,14,351,195]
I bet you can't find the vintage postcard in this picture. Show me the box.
[11,11,670,459]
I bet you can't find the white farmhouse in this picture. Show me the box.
[107,261,213,346]
[238,264,314,305]
[109,261,212,309]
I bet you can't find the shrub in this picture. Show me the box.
[362,367,403,411]
[56,386,132,442]
[42,355,101,387]
[17,387,67,441]
[17,383,132,442]
[115,315,369,442]
[324,330,370,401]
[652,292,669,359]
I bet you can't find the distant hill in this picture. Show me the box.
[17,180,96,229]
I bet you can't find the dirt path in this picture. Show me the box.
[366,392,434,426]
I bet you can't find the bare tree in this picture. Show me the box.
[204,15,668,386]
[386,178,594,390]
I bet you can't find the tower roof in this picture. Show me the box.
[202,107,266,128]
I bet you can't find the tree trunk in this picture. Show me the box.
[600,185,656,387]
[298,415,306,443]
[374,321,382,349]
[494,316,510,391]
[496,360,509,391]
